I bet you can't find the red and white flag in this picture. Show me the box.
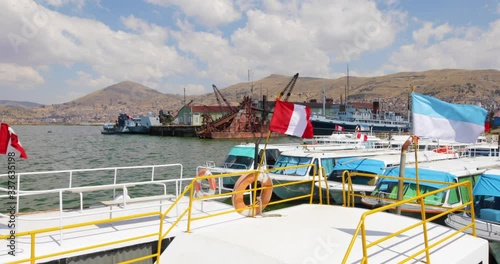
[334,125,345,131]
[356,132,368,142]
[0,123,28,159]
[270,100,314,139]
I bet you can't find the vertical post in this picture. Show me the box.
[396,138,411,215]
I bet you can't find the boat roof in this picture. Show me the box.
[277,148,399,159]
[473,169,500,196]
[379,156,500,188]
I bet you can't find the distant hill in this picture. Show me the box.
[10,68,500,124]
[73,81,167,106]
[0,100,43,108]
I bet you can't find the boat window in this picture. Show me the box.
[328,170,376,185]
[306,159,319,176]
[320,158,335,175]
[259,149,281,168]
[420,185,445,206]
[272,156,313,176]
[457,177,474,204]
[447,186,460,205]
[223,155,253,170]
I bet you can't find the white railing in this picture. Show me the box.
[0,164,185,214]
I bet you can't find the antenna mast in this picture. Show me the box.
[345,64,349,107]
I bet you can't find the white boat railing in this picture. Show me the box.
[0,164,186,212]
[0,163,234,246]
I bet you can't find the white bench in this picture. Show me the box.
[100,194,176,206]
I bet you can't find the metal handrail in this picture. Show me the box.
[341,177,476,263]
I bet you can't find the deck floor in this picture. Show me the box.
[159,204,489,264]
[0,197,241,263]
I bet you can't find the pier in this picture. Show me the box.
[150,125,199,137]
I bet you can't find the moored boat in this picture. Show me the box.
[268,148,402,201]
[361,156,500,216]
[316,150,459,205]
[310,101,411,135]
[445,169,500,242]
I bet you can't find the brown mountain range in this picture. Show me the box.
[3,68,499,124]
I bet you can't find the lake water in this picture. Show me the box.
[1,125,301,211]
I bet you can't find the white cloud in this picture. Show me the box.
[170,0,404,88]
[412,22,452,46]
[0,0,196,93]
[41,0,87,10]
[0,63,44,90]
[145,0,241,27]
[384,19,500,72]
[66,71,114,89]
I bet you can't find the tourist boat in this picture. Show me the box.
[203,142,301,189]
[310,101,411,135]
[315,150,459,205]
[101,112,160,135]
[360,156,500,215]
[126,112,161,134]
[268,148,402,201]
[203,142,367,189]
[0,162,489,263]
[100,113,134,134]
[445,169,500,242]
[302,131,386,148]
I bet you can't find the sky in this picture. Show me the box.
[1,0,499,105]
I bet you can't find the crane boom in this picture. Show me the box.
[212,84,234,112]
[278,73,299,102]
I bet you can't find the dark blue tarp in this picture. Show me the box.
[379,167,456,189]
[473,174,500,196]
[333,157,386,174]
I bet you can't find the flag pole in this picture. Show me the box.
[252,94,278,217]
[258,93,281,169]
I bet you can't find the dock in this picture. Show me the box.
[149,125,199,137]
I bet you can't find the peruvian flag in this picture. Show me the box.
[334,125,345,131]
[0,123,28,159]
[270,100,314,138]
[356,132,368,141]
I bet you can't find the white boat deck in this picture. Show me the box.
[159,204,489,264]
[0,197,242,263]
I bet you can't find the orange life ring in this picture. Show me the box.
[433,146,455,154]
[232,172,273,217]
[194,168,217,197]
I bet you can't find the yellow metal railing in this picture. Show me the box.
[2,164,323,264]
[0,211,162,264]
[340,174,476,264]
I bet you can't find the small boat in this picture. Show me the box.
[315,150,458,205]
[445,169,500,242]
[361,156,500,215]
[269,148,402,201]
[101,113,133,134]
[126,112,161,134]
[310,102,410,135]
[203,142,301,189]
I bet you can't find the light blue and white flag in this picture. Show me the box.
[412,93,487,143]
